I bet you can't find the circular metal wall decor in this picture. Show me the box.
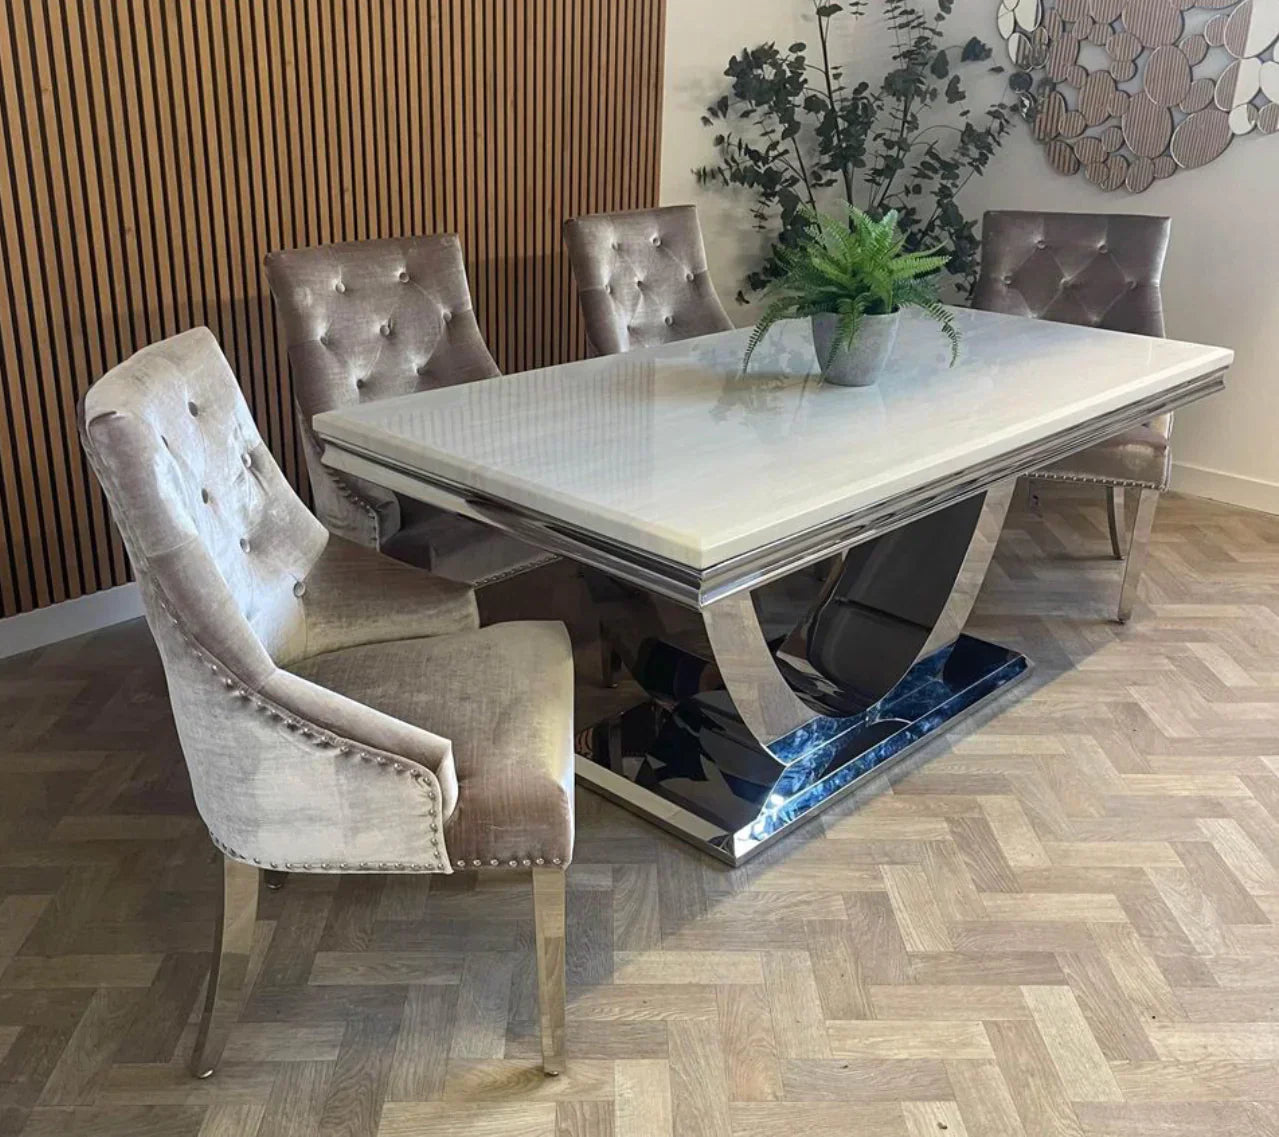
[999,0,1279,190]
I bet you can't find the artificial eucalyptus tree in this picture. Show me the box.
[694,0,1018,300]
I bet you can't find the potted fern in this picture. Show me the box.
[743,206,960,387]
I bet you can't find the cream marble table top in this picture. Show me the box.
[315,309,1231,575]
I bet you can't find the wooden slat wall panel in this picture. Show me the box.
[0,0,665,619]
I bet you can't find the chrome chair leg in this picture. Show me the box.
[190,855,259,1078]
[1106,486,1126,560]
[263,869,288,891]
[1117,488,1160,624]
[531,867,567,1075]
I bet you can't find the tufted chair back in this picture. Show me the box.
[972,211,1169,336]
[974,210,1172,442]
[264,234,500,546]
[81,328,327,681]
[563,205,733,356]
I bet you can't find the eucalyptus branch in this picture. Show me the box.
[909,123,964,144]
[789,138,819,211]
[814,3,855,206]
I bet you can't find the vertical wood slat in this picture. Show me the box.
[0,0,664,620]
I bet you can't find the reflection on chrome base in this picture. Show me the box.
[576,634,1030,866]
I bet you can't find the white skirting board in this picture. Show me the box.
[1170,462,1279,517]
[0,582,143,661]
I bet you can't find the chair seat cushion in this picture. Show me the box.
[289,621,575,866]
[1038,425,1169,489]
[383,498,558,587]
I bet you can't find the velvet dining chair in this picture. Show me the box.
[563,204,734,357]
[265,234,555,589]
[79,327,574,1077]
[972,210,1173,622]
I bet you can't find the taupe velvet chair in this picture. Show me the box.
[264,234,554,587]
[79,328,573,1077]
[563,204,733,356]
[972,210,1172,622]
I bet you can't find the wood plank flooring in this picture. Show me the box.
[3,488,1279,1136]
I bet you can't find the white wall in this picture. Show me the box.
[662,0,1279,511]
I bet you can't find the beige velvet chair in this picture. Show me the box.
[79,328,573,1077]
[563,204,733,356]
[972,210,1172,622]
[264,234,554,587]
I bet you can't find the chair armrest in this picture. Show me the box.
[293,536,479,661]
[263,667,459,818]
[151,608,457,873]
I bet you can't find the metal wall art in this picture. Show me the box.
[999,0,1279,190]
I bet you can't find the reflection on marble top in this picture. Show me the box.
[314,310,1231,569]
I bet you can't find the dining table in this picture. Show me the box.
[312,308,1232,865]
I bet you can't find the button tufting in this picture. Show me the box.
[239,537,251,553]
[415,363,428,376]
[1036,240,1046,249]
[293,581,306,598]
[241,452,252,469]
[200,488,210,504]
[398,270,409,282]
[319,333,330,346]
[635,279,644,289]
[187,401,199,416]
[1003,275,1013,284]
[443,311,453,323]
[380,323,392,337]
[604,284,612,294]
[651,235,661,245]
[355,377,367,389]
[1127,280,1138,290]
[1099,243,1108,253]
[663,315,673,326]
[334,281,346,293]
[685,272,694,282]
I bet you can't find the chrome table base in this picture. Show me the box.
[576,483,1027,865]
[576,634,1029,865]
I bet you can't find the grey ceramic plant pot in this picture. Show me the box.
[811,310,900,387]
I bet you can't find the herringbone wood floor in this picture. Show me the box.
[4,488,1279,1137]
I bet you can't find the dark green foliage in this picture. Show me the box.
[743,205,960,373]
[694,0,1017,301]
